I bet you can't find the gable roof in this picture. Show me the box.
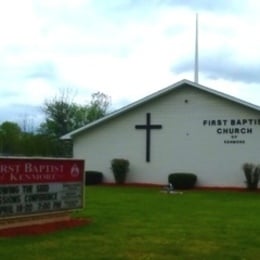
[61,79,260,140]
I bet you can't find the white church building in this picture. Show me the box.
[61,79,260,188]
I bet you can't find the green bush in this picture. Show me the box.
[111,158,129,184]
[85,171,103,185]
[168,173,197,189]
[242,163,260,190]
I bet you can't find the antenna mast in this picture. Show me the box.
[194,13,199,83]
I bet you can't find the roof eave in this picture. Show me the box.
[60,80,188,140]
[60,79,260,140]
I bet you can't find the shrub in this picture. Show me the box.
[111,158,129,184]
[242,163,260,190]
[85,171,103,185]
[168,173,197,189]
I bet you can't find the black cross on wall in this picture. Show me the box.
[135,113,163,162]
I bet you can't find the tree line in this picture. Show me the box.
[0,90,110,157]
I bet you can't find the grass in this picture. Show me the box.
[0,186,260,259]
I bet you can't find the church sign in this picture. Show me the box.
[203,118,259,144]
[0,158,84,218]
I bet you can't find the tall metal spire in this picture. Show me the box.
[194,13,199,83]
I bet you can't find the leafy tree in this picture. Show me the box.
[0,90,111,157]
[38,89,111,157]
[0,121,22,155]
[39,89,111,138]
[87,92,111,122]
[20,132,52,157]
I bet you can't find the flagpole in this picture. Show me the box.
[194,13,199,83]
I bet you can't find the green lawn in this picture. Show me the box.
[0,186,260,259]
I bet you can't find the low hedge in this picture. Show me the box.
[168,173,197,189]
[85,171,103,185]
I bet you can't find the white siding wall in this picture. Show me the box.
[73,86,260,187]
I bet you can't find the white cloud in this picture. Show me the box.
[0,0,260,125]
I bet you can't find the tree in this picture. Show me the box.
[87,92,111,122]
[0,121,22,155]
[38,89,111,157]
[0,120,69,157]
[39,89,111,138]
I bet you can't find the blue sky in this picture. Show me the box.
[1,0,260,127]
